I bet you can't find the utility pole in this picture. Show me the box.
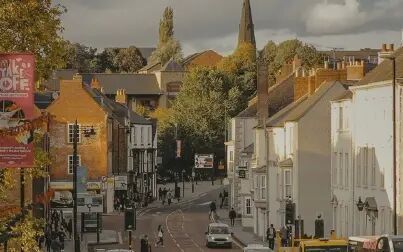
[73,120,81,252]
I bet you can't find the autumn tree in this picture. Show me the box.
[150,7,183,65]
[0,0,67,80]
[65,41,98,72]
[113,46,146,73]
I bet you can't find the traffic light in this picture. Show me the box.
[285,202,295,225]
[124,208,135,231]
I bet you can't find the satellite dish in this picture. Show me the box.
[52,92,59,100]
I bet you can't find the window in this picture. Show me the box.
[345,153,349,187]
[356,149,361,186]
[261,175,267,200]
[245,197,252,215]
[68,155,81,174]
[343,107,349,129]
[254,175,259,199]
[148,127,152,146]
[140,127,144,145]
[332,152,337,186]
[284,169,292,199]
[371,148,376,186]
[67,123,81,143]
[380,166,385,188]
[338,107,344,130]
[363,147,368,186]
[339,153,343,187]
[229,151,234,162]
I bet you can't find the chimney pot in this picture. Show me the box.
[382,44,387,52]
[389,44,394,51]
[295,69,300,78]
[302,69,306,77]
[336,62,341,70]
[360,60,365,66]
[324,61,329,69]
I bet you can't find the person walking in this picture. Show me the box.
[155,225,164,247]
[280,226,288,247]
[167,191,172,206]
[58,229,65,251]
[67,219,72,239]
[219,192,223,208]
[141,235,151,252]
[229,208,236,227]
[45,228,52,252]
[158,188,162,201]
[267,224,276,250]
[50,238,61,252]
[209,200,217,221]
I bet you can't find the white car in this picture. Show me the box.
[205,223,233,248]
[243,244,272,252]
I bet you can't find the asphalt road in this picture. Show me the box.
[97,187,242,252]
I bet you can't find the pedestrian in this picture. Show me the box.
[209,200,217,220]
[267,224,276,250]
[141,235,150,252]
[50,238,61,252]
[155,225,164,247]
[58,230,65,251]
[45,228,52,252]
[158,188,162,201]
[219,192,223,208]
[280,226,288,247]
[167,192,172,206]
[67,219,72,239]
[229,208,236,227]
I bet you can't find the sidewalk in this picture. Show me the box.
[63,230,119,252]
[216,201,269,248]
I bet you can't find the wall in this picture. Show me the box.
[297,82,347,236]
[47,80,109,181]
[156,71,185,108]
[184,50,223,70]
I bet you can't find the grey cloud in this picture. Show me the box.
[55,0,403,55]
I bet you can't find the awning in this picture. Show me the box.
[279,158,293,168]
[365,197,378,211]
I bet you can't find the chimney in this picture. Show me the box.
[341,61,346,69]
[308,75,315,95]
[91,77,101,89]
[336,62,342,70]
[115,89,127,104]
[389,44,394,52]
[292,55,302,72]
[324,61,329,69]
[382,44,387,52]
[257,60,268,124]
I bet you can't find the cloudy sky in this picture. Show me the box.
[56,0,403,56]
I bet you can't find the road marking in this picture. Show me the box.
[198,201,212,206]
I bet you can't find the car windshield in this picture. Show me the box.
[393,240,403,252]
[210,226,230,234]
[305,246,348,252]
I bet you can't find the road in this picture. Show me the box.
[97,187,242,252]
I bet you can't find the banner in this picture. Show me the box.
[0,53,35,167]
[195,154,214,169]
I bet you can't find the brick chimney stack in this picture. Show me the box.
[257,60,268,124]
[378,43,395,64]
[115,89,127,104]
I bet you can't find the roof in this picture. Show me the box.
[81,73,161,95]
[332,90,353,102]
[355,47,403,86]
[139,61,162,73]
[182,50,223,66]
[160,59,184,72]
[41,69,78,91]
[241,143,254,154]
[83,85,151,125]
[267,81,346,127]
[34,92,55,109]
[236,73,295,118]
[319,48,380,60]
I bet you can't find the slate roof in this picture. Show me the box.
[236,73,295,118]
[34,92,55,109]
[81,73,161,95]
[332,90,353,101]
[266,81,347,127]
[139,61,162,73]
[355,47,403,86]
[160,59,184,72]
[83,85,151,125]
[41,69,78,91]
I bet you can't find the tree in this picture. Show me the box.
[260,39,324,86]
[65,41,98,73]
[113,46,146,73]
[150,6,183,65]
[0,0,67,80]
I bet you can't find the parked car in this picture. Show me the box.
[205,223,233,248]
[244,244,271,252]
[376,235,403,252]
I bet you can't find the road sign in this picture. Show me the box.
[114,175,127,190]
[77,193,103,213]
[238,170,246,179]
[195,154,214,169]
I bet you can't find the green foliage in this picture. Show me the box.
[8,214,44,252]
[260,39,324,86]
[150,6,183,65]
[65,41,98,73]
[0,0,67,80]
[113,46,146,73]
[159,7,174,45]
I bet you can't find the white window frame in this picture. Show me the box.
[356,148,361,186]
[363,147,368,187]
[229,151,234,162]
[261,175,267,200]
[338,107,343,130]
[245,197,252,216]
[371,148,376,186]
[339,152,343,187]
[345,153,349,188]
[68,154,81,174]
[67,123,81,144]
[140,126,144,145]
[284,169,292,199]
[254,175,259,199]
[332,152,337,186]
[148,126,152,146]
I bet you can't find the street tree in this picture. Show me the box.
[0,0,67,80]
[113,46,146,73]
[65,41,98,72]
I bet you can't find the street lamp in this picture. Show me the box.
[356,197,365,212]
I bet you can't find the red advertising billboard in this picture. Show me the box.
[0,53,35,168]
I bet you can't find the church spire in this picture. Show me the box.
[238,0,256,48]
